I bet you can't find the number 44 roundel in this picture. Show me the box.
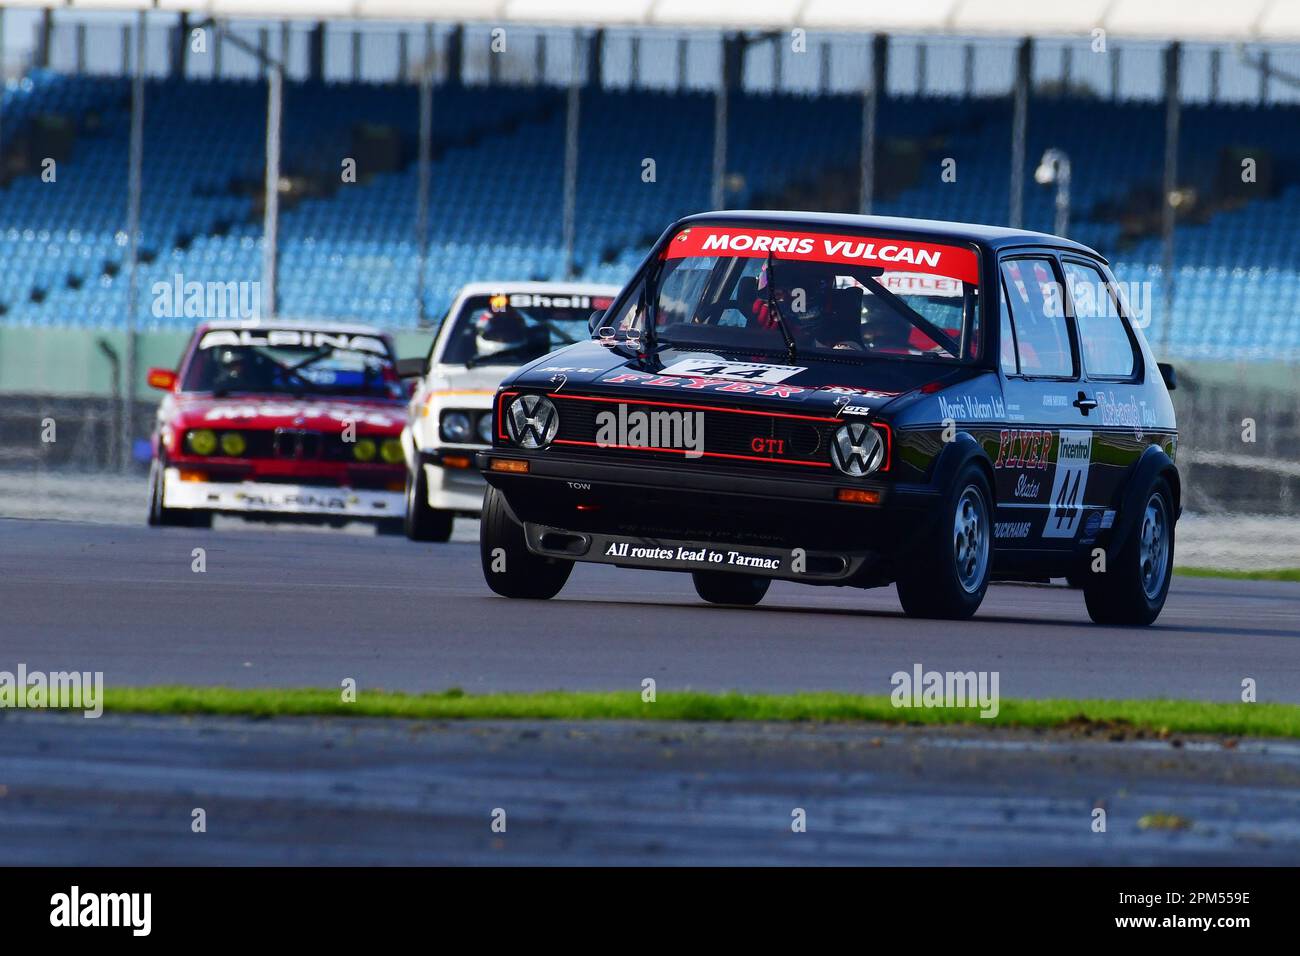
[1042,429,1091,539]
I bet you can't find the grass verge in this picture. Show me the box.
[1175,566,1300,582]
[83,687,1300,739]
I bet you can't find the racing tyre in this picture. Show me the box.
[692,571,770,607]
[405,464,453,542]
[147,457,211,528]
[895,465,992,620]
[480,484,572,599]
[1083,479,1174,627]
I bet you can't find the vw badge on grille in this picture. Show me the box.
[830,422,884,477]
[505,395,559,449]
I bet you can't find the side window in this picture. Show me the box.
[999,284,1018,374]
[1062,260,1137,379]
[999,257,1074,378]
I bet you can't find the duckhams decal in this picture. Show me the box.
[1042,429,1092,539]
[664,226,980,285]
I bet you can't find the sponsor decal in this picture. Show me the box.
[994,429,1054,470]
[839,404,874,417]
[1100,509,1116,529]
[879,272,964,297]
[657,359,806,384]
[1042,429,1092,539]
[497,292,614,310]
[1083,511,1103,540]
[937,393,1006,422]
[201,404,399,428]
[603,540,783,571]
[664,226,980,285]
[600,370,807,398]
[1042,394,1069,407]
[817,385,900,397]
[1095,390,1157,429]
[237,491,355,510]
[995,521,1032,539]
[1012,473,1042,499]
[197,329,389,355]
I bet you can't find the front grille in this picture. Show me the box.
[545,393,838,470]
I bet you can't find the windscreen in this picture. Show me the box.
[182,328,402,399]
[441,291,617,366]
[610,226,982,362]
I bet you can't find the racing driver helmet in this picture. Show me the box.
[758,261,836,339]
[473,308,529,358]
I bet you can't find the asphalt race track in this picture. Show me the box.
[4,516,1300,864]
[4,712,1300,864]
[2,517,1299,701]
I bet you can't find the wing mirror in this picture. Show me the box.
[395,357,426,380]
[587,309,606,336]
[1157,362,1177,391]
[147,367,177,391]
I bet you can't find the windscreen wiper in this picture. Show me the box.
[764,250,799,364]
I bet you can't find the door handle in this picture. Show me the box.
[1072,391,1098,414]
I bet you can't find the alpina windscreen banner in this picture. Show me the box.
[663,226,981,285]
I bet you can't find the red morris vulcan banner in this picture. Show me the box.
[664,226,980,285]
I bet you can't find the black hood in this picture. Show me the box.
[504,340,981,418]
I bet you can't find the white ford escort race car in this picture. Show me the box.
[398,282,620,541]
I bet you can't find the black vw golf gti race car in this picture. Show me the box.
[477,212,1180,625]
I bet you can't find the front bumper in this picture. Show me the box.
[478,449,942,568]
[162,467,403,519]
[525,523,871,582]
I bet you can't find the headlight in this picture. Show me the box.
[353,438,377,462]
[219,431,246,457]
[477,412,494,444]
[440,411,472,443]
[186,429,217,456]
[830,422,885,477]
[505,394,558,449]
[380,438,404,464]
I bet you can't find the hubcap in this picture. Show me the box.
[952,484,989,593]
[1139,493,1169,599]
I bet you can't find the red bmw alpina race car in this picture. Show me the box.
[146,320,411,531]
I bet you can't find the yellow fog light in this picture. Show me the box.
[353,438,377,462]
[220,431,247,457]
[380,438,404,464]
[187,429,217,456]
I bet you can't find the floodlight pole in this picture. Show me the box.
[1009,38,1031,228]
[122,10,146,474]
[1160,42,1181,355]
[860,34,886,215]
[261,29,286,320]
[415,25,434,325]
[561,31,582,279]
[1036,148,1071,236]
[196,19,286,320]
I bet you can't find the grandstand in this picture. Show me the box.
[0,8,1298,362]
